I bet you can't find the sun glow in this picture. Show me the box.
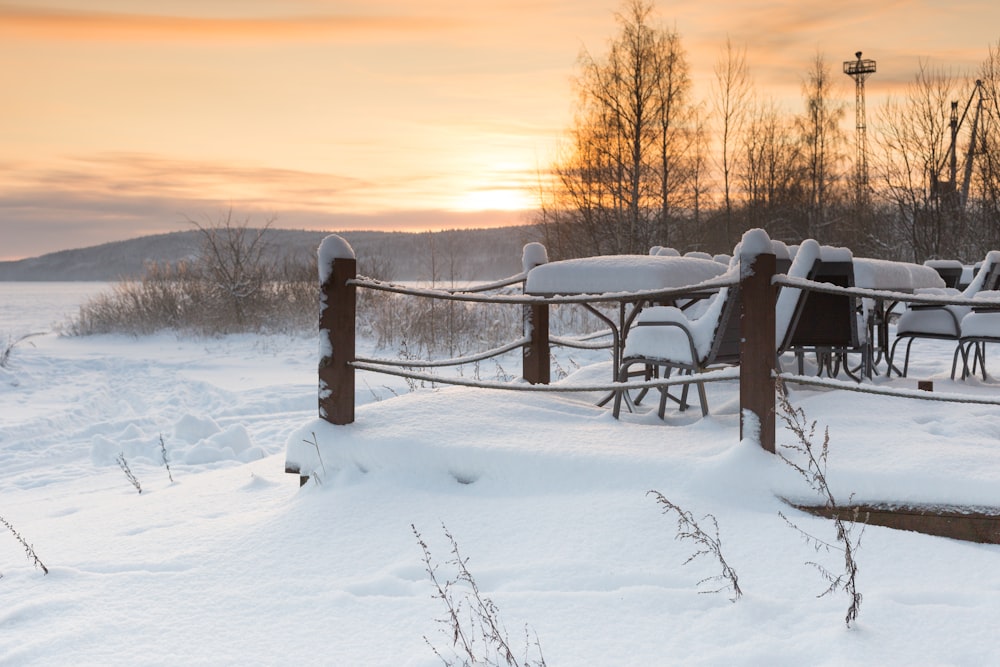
[452,186,536,212]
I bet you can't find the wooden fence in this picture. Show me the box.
[317,233,777,453]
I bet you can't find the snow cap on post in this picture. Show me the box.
[739,228,772,258]
[318,234,356,283]
[738,228,772,278]
[522,242,548,273]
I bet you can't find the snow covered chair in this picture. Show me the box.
[772,240,793,276]
[889,250,1000,378]
[780,245,871,380]
[775,239,822,360]
[954,288,1000,380]
[612,239,821,419]
[612,274,741,419]
[924,259,964,289]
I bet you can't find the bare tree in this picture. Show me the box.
[539,0,697,258]
[651,25,698,246]
[188,209,276,329]
[713,37,752,245]
[797,54,847,241]
[741,97,803,238]
[871,62,966,261]
[970,41,1000,255]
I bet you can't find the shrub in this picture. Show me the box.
[67,211,613,351]
[0,514,48,575]
[69,214,318,336]
[776,381,866,628]
[1,332,42,368]
[116,452,142,494]
[414,523,546,667]
[649,490,742,602]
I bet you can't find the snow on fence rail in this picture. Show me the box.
[315,230,1000,459]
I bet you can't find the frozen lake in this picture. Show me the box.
[0,282,109,334]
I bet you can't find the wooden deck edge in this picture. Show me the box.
[285,464,310,487]
[790,501,1000,544]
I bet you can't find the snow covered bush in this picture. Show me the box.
[68,215,317,336]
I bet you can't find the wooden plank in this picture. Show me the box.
[794,503,1000,544]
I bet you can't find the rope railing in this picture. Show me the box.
[355,337,530,368]
[349,273,738,306]
[550,334,613,351]
[443,272,528,293]
[773,274,986,307]
[349,361,741,394]
[779,372,1000,406]
[343,267,736,404]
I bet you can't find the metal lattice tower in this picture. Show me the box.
[843,51,876,204]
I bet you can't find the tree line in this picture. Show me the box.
[536,0,1000,264]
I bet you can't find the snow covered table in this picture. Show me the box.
[852,258,947,375]
[524,255,730,397]
[853,258,946,293]
[524,254,729,297]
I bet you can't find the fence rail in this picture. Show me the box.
[350,274,738,305]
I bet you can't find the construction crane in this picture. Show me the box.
[932,79,986,212]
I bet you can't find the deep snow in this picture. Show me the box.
[2,282,1000,666]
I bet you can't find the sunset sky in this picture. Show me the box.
[2,1,999,260]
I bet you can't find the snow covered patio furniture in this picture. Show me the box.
[852,257,947,375]
[924,259,965,289]
[523,254,728,396]
[954,290,1000,380]
[782,247,872,381]
[611,237,819,420]
[888,250,1000,378]
[775,239,822,363]
[612,280,741,418]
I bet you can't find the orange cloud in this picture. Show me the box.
[0,6,458,43]
[0,153,377,213]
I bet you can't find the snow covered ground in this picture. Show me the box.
[2,282,1000,666]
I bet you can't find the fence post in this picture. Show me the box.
[318,235,356,425]
[740,243,776,453]
[522,242,550,385]
[524,303,550,385]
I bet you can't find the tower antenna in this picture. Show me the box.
[844,51,877,206]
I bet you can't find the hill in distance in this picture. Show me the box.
[0,226,540,282]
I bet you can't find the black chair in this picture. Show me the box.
[924,260,964,289]
[784,258,871,381]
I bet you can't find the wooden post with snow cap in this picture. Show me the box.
[739,229,776,453]
[318,234,356,425]
[522,242,550,385]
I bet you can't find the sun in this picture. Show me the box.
[452,187,536,212]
